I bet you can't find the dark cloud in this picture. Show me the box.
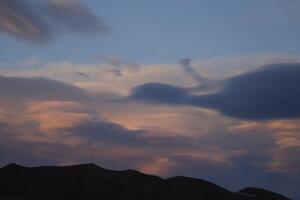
[0,0,50,42]
[179,58,222,93]
[66,120,145,146]
[0,0,108,43]
[179,58,209,84]
[75,72,90,78]
[0,76,90,105]
[128,82,188,104]
[192,63,300,119]
[127,63,300,120]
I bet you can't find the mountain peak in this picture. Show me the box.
[0,163,291,200]
[2,163,25,169]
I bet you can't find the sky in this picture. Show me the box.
[0,0,300,199]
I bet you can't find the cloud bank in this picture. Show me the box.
[128,63,300,120]
[1,57,300,198]
[0,75,90,106]
[0,65,300,198]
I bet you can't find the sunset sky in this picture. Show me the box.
[1,0,300,199]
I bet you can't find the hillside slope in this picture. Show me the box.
[0,163,291,200]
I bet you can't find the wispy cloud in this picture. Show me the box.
[0,0,50,42]
[45,0,108,35]
[179,58,209,84]
[0,0,108,43]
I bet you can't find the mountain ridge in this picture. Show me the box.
[0,163,291,200]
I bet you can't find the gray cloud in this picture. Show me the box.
[0,0,50,42]
[179,58,209,84]
[269,147,300,173]
[128,82,188,104]
[0,75,90,106]
[179,58,222,93]
[192,63,300,119]
[127,63,300,120]
[75,72,90,78]
[45,0,108,35]
[65,120,146,146]
[0,0,108,43]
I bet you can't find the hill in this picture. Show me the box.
[0,163,291,200]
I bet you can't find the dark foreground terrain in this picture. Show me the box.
[0,163,291,200]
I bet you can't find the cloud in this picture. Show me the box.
[0,0,108,43]
[101,55,140,71]
[75,72,90,78]
[63,120,145,146]
[0,0,50,42]
[0,72,299,198]
[45,0,108,35]
[0,75,91,108]
[0,75,241,173]
[105,69,123,77]
[269,147,300,173]
[127,63,300,120]
[268,128,300,173]
[100,55,140,78]
[128,82,188,104]
[192,53,300,79]
[192,63,300,119]
[5,53,298,95]
[0,59,300,198]
[179,58,222,93]
[24,101,93,131]
[179,58,209,84]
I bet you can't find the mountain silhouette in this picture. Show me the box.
[0,163,291,200]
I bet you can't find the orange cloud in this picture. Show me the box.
[138,157,177,175]
[23,101,94,132]
[29,112,92,132]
